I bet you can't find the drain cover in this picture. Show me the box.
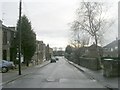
[46,78,55,82]
[45,78,59,82]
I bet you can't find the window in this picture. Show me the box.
[111,48,113,51]
[115,46,118,50]
[10,32,14,42]
[3,31,7,45]
[3,50,7,60]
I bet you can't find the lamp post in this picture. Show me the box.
[18,0,22,75]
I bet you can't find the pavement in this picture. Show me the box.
[67,59,119,89]
[1,60,50,88]
[2,57,108,88]
[1,57,119,89]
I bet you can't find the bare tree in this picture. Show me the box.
[72,2,114,47]
[70,20,90,48]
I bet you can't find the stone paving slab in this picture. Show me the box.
[1,61,50,87]
[67,60,119,89]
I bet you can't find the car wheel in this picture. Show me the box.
[2,67,8,73]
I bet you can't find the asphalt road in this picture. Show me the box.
[2,57,107,88]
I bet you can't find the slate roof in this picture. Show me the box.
[103,40,118,49]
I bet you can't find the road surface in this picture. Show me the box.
[2,57,107,88]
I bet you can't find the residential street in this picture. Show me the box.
[2,57,107,88]
[0,1,119,90]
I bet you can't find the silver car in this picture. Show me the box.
[0,60,15,73]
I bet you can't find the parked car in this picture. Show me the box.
[0,60,15,73]
[55,57,59,61]
[50,57,56,63]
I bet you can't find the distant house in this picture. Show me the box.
[45,44,50,61]
[49,48,53,58]
[32,40,46,64]
[82,43,103,58]
[103,39,118,57]
[2,24,16,61]
[118,40,120,57]
[0,20,2,60]
[87,44,103,58]
[53,50,64,56]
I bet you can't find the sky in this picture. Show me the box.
[0,0,119,49]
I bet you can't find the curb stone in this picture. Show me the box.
[67,60,116,90]
[1,61,50,87]
[1,73,30,86]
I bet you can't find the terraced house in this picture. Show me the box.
[103,39,118,57]
[2,24,16,61]
[0,20,2,60]
[32,40,46,64]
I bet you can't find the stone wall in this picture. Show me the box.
[102,59,120,77]
[79,57,101,70]
[0,20,2,60]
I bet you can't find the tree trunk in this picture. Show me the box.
[94,34,99,56]
[95,34,101,68]
[94,34,98,47]
[26,59,29,67]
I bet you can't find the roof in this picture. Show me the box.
[104,40,118,49]
[88,43,102,49]
[2,25,16,32]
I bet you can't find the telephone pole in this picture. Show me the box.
[18,0,22,75]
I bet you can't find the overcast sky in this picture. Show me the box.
[0,0,119,49]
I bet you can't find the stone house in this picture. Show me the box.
[49,48,53,58]
[103,39,118,57]
[86,44,103,58]
[45,44,50,60]
[2,24,16,61]
[80,44,103,58]
[0,20,2,60]
[32,40,46,64]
